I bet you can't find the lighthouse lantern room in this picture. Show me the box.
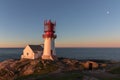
[42,20,57,60]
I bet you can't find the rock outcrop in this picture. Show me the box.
[0,58,107,80]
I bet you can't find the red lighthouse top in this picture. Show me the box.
[44,20,56,33]
[43,20,57,39]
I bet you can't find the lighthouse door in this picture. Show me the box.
[89,63,93,70]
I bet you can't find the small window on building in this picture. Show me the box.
[27,53,29,56]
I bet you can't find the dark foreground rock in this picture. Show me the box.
[0,58,109,80]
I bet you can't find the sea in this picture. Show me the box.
[0,48,120,61]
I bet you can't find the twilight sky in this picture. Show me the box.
[0,0,120,48]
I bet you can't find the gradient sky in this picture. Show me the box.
[0,0,120,48]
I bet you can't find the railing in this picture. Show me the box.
[42,34,57,38]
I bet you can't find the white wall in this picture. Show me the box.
[42,37,56,60]
[43,38,51,56]
[21,45,35,59]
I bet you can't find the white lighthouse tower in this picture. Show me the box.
[41,20,57,60]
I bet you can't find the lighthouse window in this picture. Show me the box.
[44,26,49,31]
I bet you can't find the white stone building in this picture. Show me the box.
[21,45,43,59]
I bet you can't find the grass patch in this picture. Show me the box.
[101,78,120,80]
[109,67,120,74]
[14,73,44,80]
[15,72,83,80]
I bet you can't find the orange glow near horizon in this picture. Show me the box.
[1,41,120,48]
[56,41,120,48]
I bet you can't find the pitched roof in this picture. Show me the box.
[29,45,43,53]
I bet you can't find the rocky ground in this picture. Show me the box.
[0,58,120,80]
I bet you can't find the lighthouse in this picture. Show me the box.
[41,20,57,60]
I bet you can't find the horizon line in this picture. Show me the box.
[0,46,120,48]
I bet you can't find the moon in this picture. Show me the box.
[106,11,110,14]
